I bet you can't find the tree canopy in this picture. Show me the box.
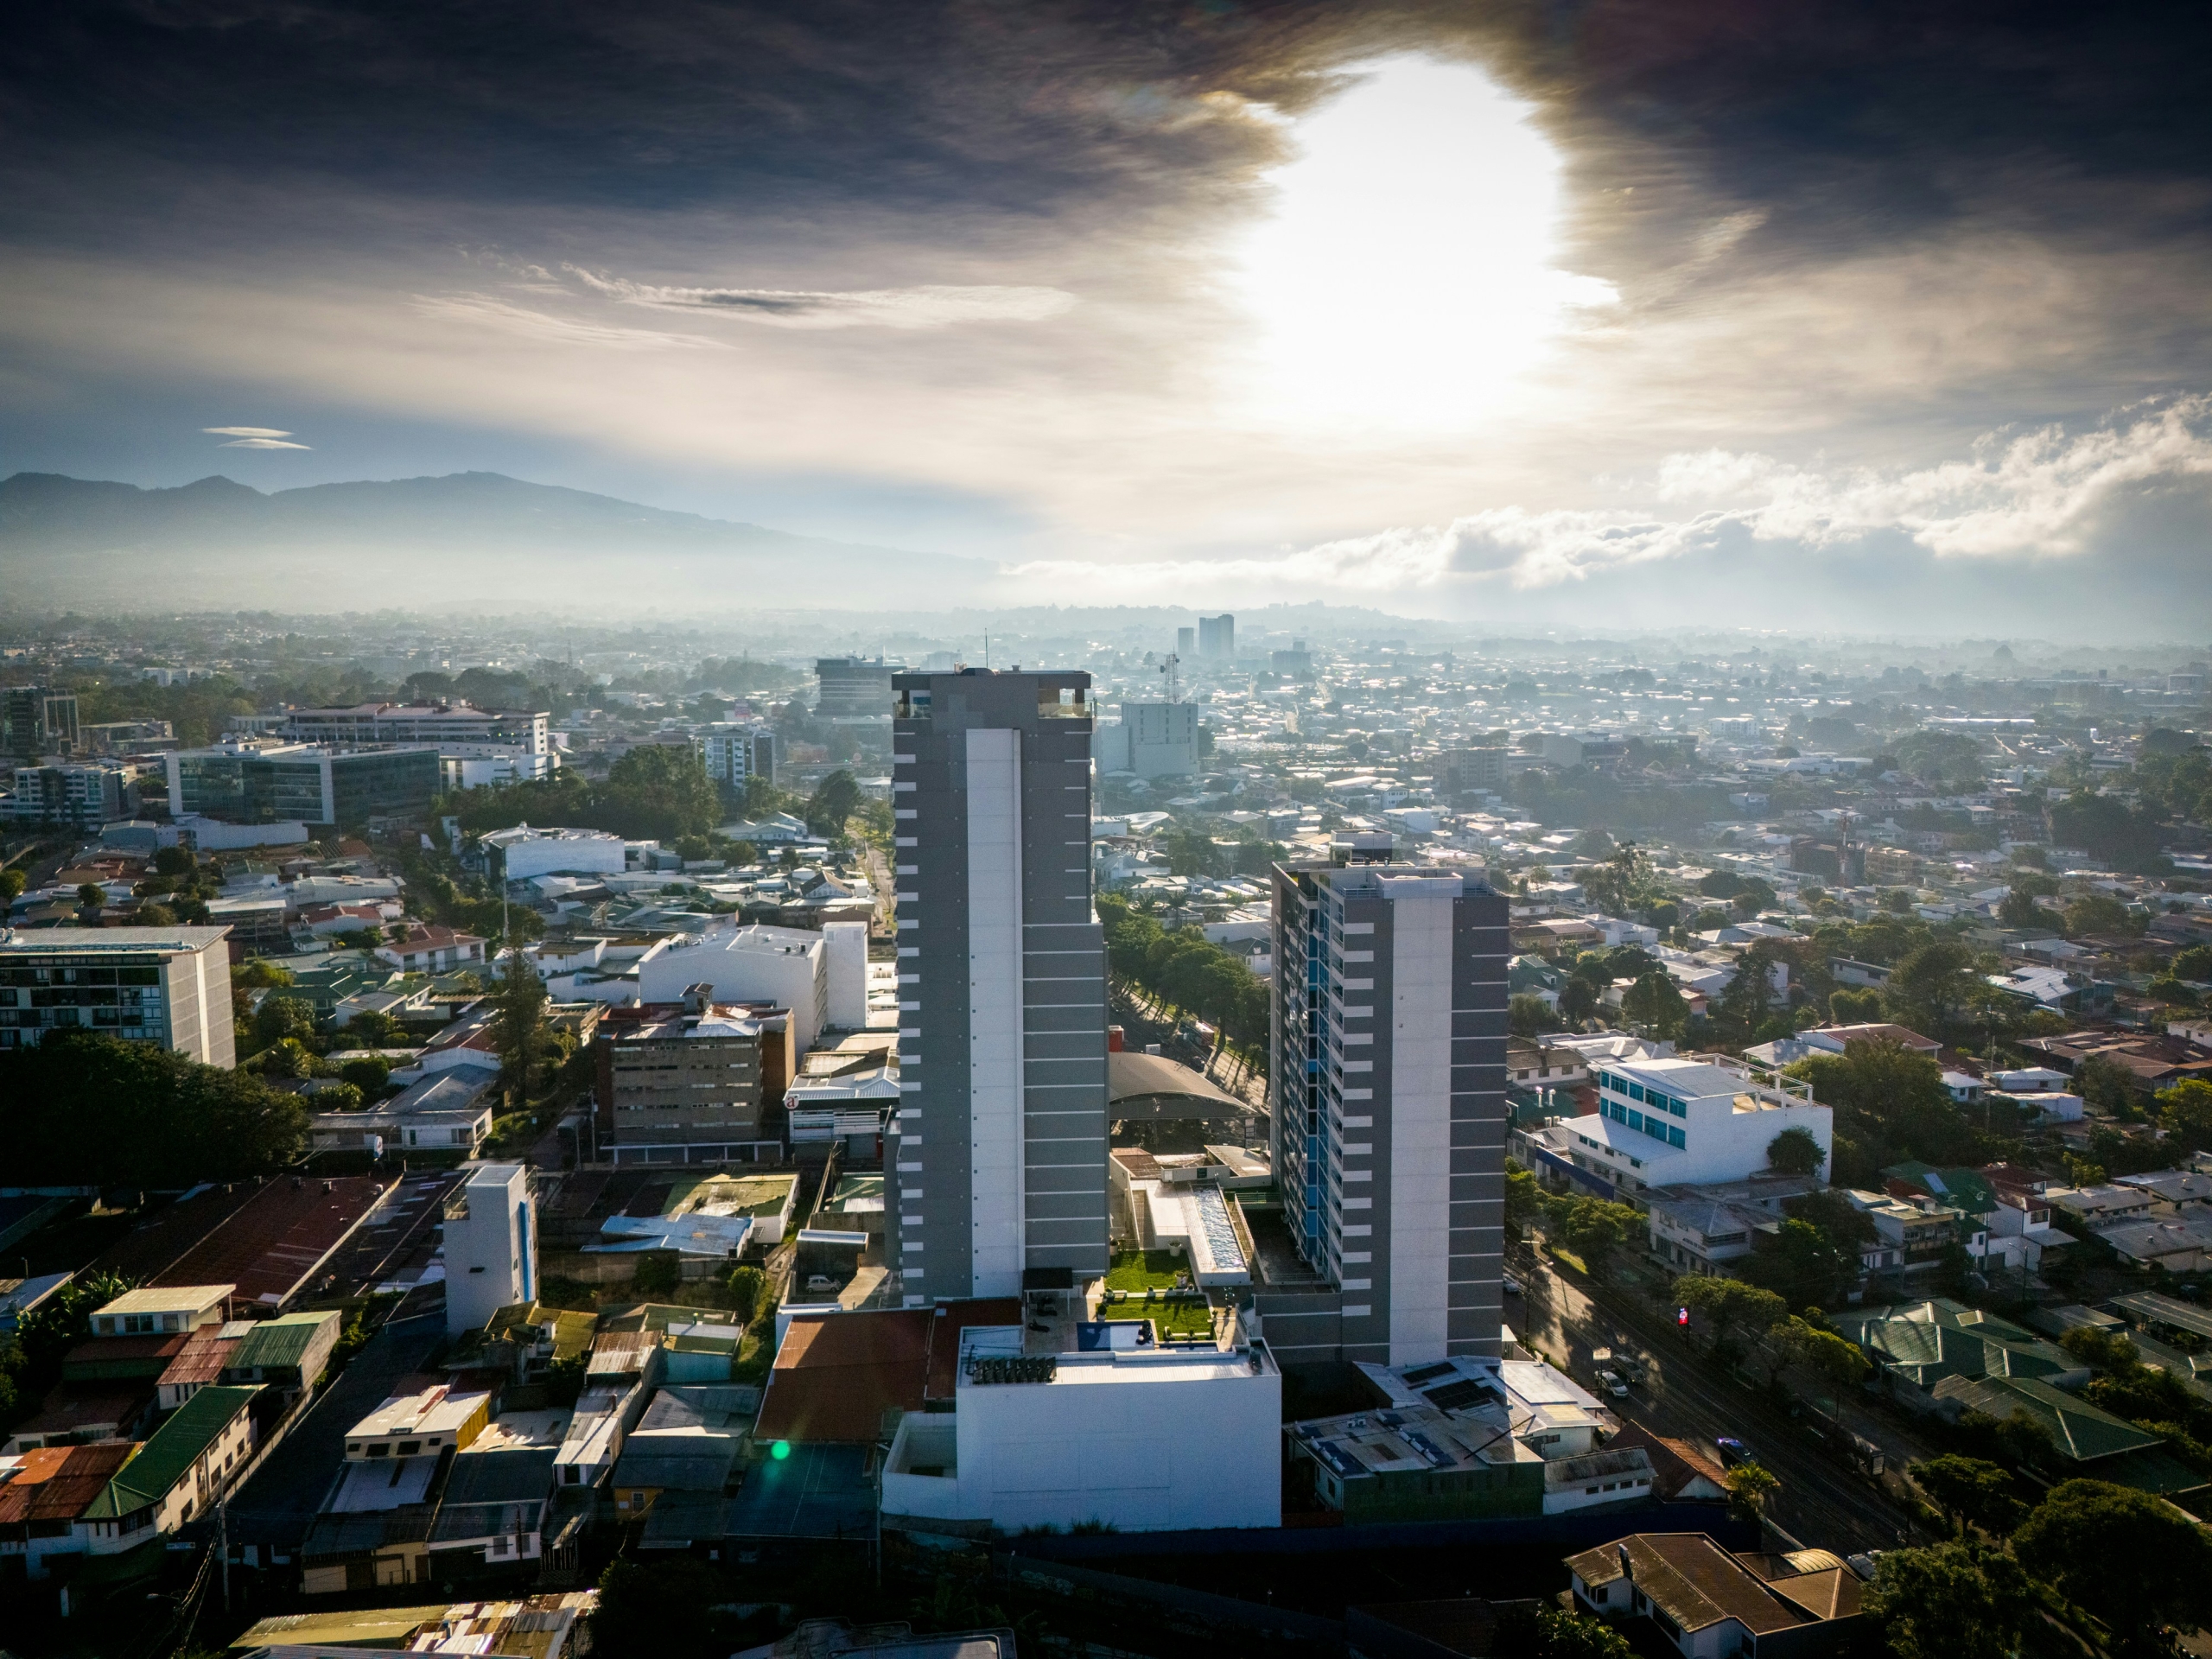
[2012,1478,2212,1639]
[0,1030,307,1186]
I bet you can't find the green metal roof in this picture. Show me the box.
[82,1385,258,1519]
[227,1311,338,1373]
[1838,1299,2073,1389]
[231,1605,451,1648]
[1933,1374,2162,1464]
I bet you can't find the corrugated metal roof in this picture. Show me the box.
[83,1385,257,1518]
[228,1310,340,1372]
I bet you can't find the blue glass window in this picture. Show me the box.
[1669,1126,1686,1149]
[1629,1083,1646,1103]
[1626,1109,1643,1131]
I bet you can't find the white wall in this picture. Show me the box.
[966,728,1026,1298]
[639,927,828,1050]
[1384,875,1456,1367]
[499,831,628,882]
[445,1164,533,1338]
[821,921,869,1031]
[931,1352,1281,1532]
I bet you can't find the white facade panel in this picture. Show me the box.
[966,728,1026,1297]
[1387,881,1454,1365]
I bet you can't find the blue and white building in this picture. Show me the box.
[1558,1056,1831,1194]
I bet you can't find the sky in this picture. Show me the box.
[3,0,2211,635]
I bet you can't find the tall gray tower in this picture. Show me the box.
[890,669,1109,1303]
[1268,857,1510,1364]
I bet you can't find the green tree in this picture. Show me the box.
[0,1031,306,1186]
[252,995,321,1054]
[1541,1192,1642,1274]
[1674,1275,1788,1353]
[1504,1161,1544,1244]
[1558,976,1599,1027]
[1766,1125,1825,1176]
[2159,1078,2212,1151]
[1866,1541,2037,1659]
[0,868,27,904]
[2064,892,2139,939]
[1911,1454,2027,1537]
[1884,939,1978,1036]
[1740,1220,1857,1313]
[346,1008,399,1048]
[2174,944,2212,982]
[1726,1461,1778,1522]
[1582,841,1655,918]
[1491,1604,1634,1659]
[2075,1053,2139,1118]
[76,881,108,915]
[2012,1478,2212,1641]
[1510,994,1560,1037]
[599,742,721,842]
[339,1056,392,1097]
[1997,888,2051,930]
[1620,971,1688,1039]
[803,768,863,840]
[494,942,550,1099]
[1828,985,1884,1022]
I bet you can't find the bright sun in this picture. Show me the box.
[1235,55,1615,435]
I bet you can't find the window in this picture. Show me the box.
[1669,1127,1687,1149]
[1629,1083,1646,1103]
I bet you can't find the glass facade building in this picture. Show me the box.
[167,742,439,830]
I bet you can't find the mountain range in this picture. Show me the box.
[0,470,1002,612]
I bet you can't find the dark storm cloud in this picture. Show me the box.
[7,1,2209,251]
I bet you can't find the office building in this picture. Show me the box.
[592,990,781,1161]
[444,1165,536,1338]
[280,702,551,754]
[1,762,136,829]
[1198,614,1235,659]
[0,926,237,1066]
[1271,639,1313,677]
[1090,701,1197,779]
[1175,626,1196,659]
[815,656,901,718]
[1269,860,1510,1366]
[890,669,1110,1302]
[1440,747,1508,797]
[696,722,776,789]
[2,687,79,760]
[166,739,440,830]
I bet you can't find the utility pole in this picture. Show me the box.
[218,1483,230,1614]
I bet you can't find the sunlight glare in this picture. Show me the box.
[1236,56,1614,434]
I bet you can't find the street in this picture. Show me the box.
[1514,1249,1929,1555]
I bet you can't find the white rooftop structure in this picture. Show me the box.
[881,1322,1281,1535]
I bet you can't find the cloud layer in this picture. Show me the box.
[2,2,2209,624]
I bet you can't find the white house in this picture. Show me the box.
[880,1321,1280,1535]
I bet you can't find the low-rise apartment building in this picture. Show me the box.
[1555,1055,1832,1195]
[0,927,237,1065]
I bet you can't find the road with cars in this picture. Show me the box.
[1512,1249,1930,1555]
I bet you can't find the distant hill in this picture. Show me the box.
[0,470,1001,611]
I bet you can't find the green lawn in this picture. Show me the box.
[1104,1249,1190,1292]
[1100,1302,1215,1338]
[1100,1251,1214,1338]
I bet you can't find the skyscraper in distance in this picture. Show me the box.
[889,669,1109,1302]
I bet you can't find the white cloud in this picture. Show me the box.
[202,424,293,437]
[1007,394,2212,599]
[219,436,311,449]
[411,293,727,350]
[565,267,1076,330]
